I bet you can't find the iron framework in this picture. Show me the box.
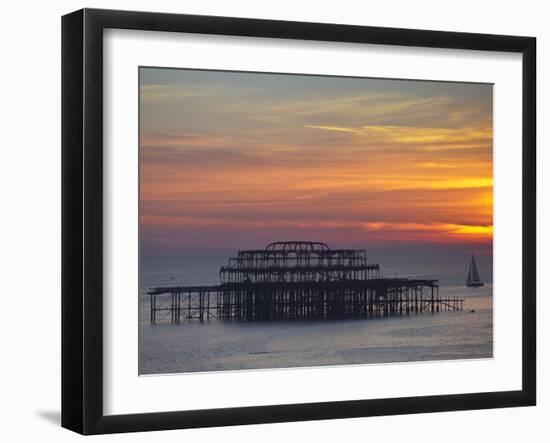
[148,241,464,323]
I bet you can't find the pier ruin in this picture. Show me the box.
[148,241,464,324]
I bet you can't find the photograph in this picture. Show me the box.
[138,67,494,375]
[0,0,543,439]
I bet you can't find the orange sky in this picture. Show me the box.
[140,68,493,255]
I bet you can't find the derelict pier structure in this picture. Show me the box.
[148,241,464,324]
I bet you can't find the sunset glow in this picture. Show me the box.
[140,68,493,255]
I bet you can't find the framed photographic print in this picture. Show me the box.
[61,8,536,435]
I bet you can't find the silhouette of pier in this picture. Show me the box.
[148,241,464,324]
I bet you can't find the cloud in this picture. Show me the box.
[304,125,358,133]
[243,92,491,130]
[139,84,218,102]
[140,213,492,246]
[303,124,492,151]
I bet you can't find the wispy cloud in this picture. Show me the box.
[139,84,218,102]
[304,125,358,133]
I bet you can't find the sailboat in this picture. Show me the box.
[466,254,484,288]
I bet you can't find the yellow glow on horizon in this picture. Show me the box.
[449,224,493,235]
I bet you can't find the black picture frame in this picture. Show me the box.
[61,8,536,435]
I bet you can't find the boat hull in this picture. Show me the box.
[466,282,484,288]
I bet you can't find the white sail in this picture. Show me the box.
[466,255,483,287]
[471,256,480,282]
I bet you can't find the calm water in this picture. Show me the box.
[138,256,493,375]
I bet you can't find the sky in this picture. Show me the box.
[139,67,493,260]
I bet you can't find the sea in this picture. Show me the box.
[138,251,493,375]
